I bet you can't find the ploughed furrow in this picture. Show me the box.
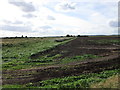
[2,53,119,85]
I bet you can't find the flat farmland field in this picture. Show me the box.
[2,37,73,70]
[2,36,120,88]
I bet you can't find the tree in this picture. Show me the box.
[66,34,70,37]
[77,35,81,37]
[21,35,24,38]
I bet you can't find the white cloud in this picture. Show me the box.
[68,0,119,2]
[0,1,25,21]
[0,0,118,37]
[39,25,52,30]
[47,15,55,20]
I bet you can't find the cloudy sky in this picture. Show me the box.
[0,0,119,37]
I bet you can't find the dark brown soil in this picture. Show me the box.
[30,36,119,59]
[2,36,120,85]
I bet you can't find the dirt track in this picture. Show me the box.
[2,36,120,85]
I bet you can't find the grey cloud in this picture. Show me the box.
[47,15,55,20]
[0,25,31,32]
[13,21,23,24]
[40,26,52,30]
[119,2,120,18]
[9,0,35,12]
[37,29,64,35]
[109,20,120,28]
[59,2,76,10]
[23,14,36,18]
[3,20,23,24]
[3,20,12,24]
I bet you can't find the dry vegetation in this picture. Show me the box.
[90,74,120,88]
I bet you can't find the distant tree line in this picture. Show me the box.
[66,34,88,37]
[2,34,89,39]
[3,35,28,39]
